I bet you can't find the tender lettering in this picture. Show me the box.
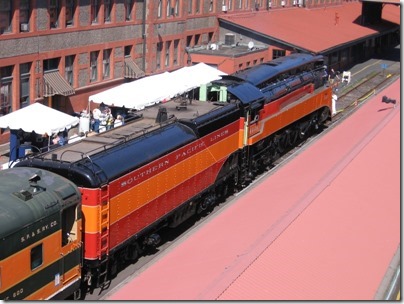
[121,160,170,188]
[175,142,205,161]
[210,130,229,142]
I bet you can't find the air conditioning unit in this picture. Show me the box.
[281,0,285,6]
[20,23,29,32]
[225,33,236,46]
[222,5,228,12]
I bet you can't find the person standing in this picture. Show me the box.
[92,107,101,133]
[105,108,115,130]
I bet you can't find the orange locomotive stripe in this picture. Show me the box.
[249,87,332,144]
[80,205,100,234]
[109,130,239,225]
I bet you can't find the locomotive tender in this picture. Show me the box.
[1,53,332,299]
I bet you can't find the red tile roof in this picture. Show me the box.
[219,2,400,53]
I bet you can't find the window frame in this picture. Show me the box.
[90,51,99,82]
[0,1,12,34]
[30,244,43,271]
[103,49,111,79]
[49,0,60,29]
[20,63,31,109]
[66,0,75,27]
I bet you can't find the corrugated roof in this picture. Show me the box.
[219,2,400,53]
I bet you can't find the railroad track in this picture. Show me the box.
[93,66,400,301]
[332,69,399,123]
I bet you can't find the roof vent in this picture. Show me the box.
[225,34,236,46]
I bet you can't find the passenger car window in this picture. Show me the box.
[31,244,43,270]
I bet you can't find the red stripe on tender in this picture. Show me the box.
[83,232,99,260]
[109,161,225,249]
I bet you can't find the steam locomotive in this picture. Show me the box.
[0,53,332,300]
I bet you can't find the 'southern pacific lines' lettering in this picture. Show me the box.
[120,160,170,188]
[118,128,231,190]
[175,141,206,161]
[209,129,229,142]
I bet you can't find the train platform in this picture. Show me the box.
[104,78,400,300]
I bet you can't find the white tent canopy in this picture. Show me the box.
[0,103,79,135]
[89,63,227,110]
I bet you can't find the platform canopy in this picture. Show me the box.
[89,63,227,110]
[0,103,79,135]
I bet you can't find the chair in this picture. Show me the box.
[342,71,351,84]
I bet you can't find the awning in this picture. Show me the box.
[43,70,75,97]
[124,57,145,79]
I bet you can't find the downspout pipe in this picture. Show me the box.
[142,0,147,72]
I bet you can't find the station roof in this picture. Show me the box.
[219,2,400,53]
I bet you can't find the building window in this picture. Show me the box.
[188,0,193,14]
[125,0,133,20]
[156,42,162,69]
[157,0,162,18]
[43,58,59,71]
[228,0,232,10]
[175,0,179,15]
[125,45,132,57]
[195,34,200,46]
[20,63,31,108]
[165,41,171,67]
[186,35,192,47]
[103,49,111,79]
[124,45,132,57]
[209,0,213,11]
[272,49,285,59]
[65,55,74,86]
[91,0,100,24]
[0,1,12,34]
[166,0,171,17]
[173,39,179,65]
[20,0,30,32]
[208,32,213,42]
[0,66,13,116]
[31,244,43,270]
[50,0,60,28]
[66,0,75,26]
[90,51,99,82]
[104,0,111,22]
[196,0,200,13]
